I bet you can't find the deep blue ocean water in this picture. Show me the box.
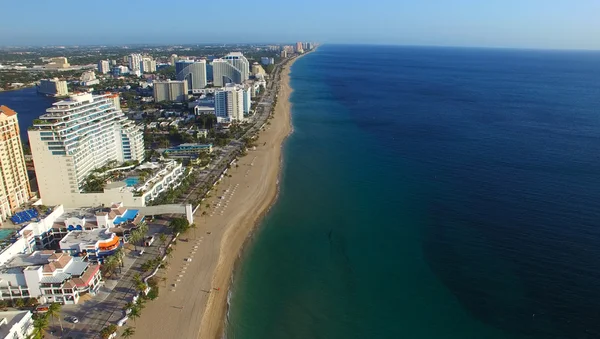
[226,45,600,339]
[0,87,56,142]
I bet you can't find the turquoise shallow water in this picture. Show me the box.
[226,46,600,339]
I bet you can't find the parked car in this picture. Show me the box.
[65,316,79,323]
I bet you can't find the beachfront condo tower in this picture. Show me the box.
[212,52,250,87]
[28,93,145,207]
[176,60,207,90]
[0,106,32,222]
[215,85,245,122]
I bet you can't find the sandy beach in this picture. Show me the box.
[131,54,305,339]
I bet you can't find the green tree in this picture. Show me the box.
[168,217,190,234]
[25,297,39,308]
[31,315,49,339]
[13,298,24,308]
[100,324,118,339]
[122,326,136,338]
[128,230,142,251]
[128,306,141,325]
[48,303,63,333]
[114,247,125,268]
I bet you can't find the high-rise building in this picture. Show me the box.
[37,78,69,97]
[176,60,207,90]
[153,80,188,102]
[223,52,249,81]
[295,42,304,53]
[215,85,245,122]
[212,59,242,87]
[98,60,110,74]
[280,50,287,58]
[28,93,144,206]
[0,106,31,222]
[251,63,266,76]
[140,58,157,73]
[241,85,252,115]
[169,54,178,66]
[260,57,274,65]
[128,54,142,71]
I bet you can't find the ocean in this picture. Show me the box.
[226,45,600,339]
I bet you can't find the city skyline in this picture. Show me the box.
[1,0,599,50]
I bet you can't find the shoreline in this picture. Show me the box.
[130,49,316,339]
[197,49,316,339]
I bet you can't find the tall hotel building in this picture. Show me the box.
[28,93,144,206]
[215,86,245,122]
[176,60,207,90]
[0,106,31,222]
[212,52,250,87]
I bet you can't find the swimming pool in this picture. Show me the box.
[0,229,15,240]
[113,209,139,225]
[124,177,139,187]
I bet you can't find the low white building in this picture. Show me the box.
[0,251,102,305]
[0,311,34,339]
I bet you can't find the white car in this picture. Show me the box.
[66,316,79,323]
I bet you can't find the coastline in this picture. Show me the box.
[130,50,314,339]
[197,49,315,339]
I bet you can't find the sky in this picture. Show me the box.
[1,0,600,49]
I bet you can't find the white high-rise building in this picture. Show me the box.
[215,86,244,122]
[98,60,110,74]
[128,54,142,71]
[28,93,145,207]
[176,60,207,90]
[140,58,157,73]
[212,59,241,87]
[223,52,249,82]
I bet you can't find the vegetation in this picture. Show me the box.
[122,327,136,338]
[100,324,118,339]
[48,303,63,333]
[168,217,190,234]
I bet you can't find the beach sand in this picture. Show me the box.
[130,55,302,339]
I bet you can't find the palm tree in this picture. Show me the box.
[31,315,49,339]
[103,255,118,278]
[122,327,135,338]
[48,303,63,333]
[114,247,125,269]
[133,273,142,286]
[128,230,142,251]
[128,306,141,325]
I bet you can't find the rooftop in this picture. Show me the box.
[0,311,31,338]
[2,251,56,269]
[0,105,17,117]
[59,229,114,248]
